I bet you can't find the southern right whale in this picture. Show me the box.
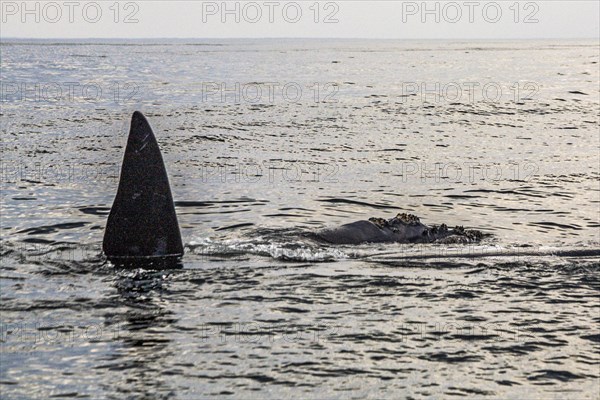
[102,112,484,263]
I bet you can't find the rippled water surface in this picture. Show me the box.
[1,39,599,399]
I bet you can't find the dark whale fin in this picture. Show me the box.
[103,111,184,261]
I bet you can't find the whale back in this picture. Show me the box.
[317,220,393,245]
[103,111,184,259]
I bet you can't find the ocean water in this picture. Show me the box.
[1,39,599,399]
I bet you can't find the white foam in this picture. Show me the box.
[188,236,350,262]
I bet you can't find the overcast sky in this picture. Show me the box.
[1,1,598,39]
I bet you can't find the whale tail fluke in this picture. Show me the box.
[103,111,184,262]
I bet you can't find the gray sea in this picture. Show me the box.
[1,39,599,399]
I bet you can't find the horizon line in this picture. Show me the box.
[2,36,598,41]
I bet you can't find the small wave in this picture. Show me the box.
[366,245,600,267]
[318,198,401,210]
[17,222,89,235]
[188,237,351,262]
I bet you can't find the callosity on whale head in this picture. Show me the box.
[103,111,184,264]
[315,213,484,245]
